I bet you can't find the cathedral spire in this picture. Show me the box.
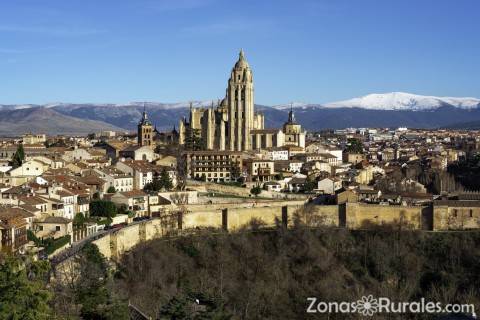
[234,49,250,70]
[288,103,296,123]
[142,102,148,120]
[139,102,151,125]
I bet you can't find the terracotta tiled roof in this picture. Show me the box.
[0,208,29,228]
[120,190,147,198]
[77,175,106,186]
[38,216,72,224]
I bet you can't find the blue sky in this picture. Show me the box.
[0,0,479,105]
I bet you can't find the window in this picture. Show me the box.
[470,209,473,218]
[56,226,61,231]
[39,226,43,231]
[453,209,458,217]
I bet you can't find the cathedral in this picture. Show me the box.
[178,50,305,151]
[179,50,264,151]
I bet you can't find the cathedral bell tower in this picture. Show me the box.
[227,49,254,151]
[138,104,153,147]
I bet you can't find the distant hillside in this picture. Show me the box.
[53,104,480,132]
[51,103,291,131]
[2,91,480,135]
[444,120,480,130]
[283,106,480,130]
[0,108,123,136]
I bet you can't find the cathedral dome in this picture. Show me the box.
[234,49,250,69]
[220,98,227,107]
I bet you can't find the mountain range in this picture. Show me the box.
[1,92,480,136]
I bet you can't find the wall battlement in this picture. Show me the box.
[89,201,479,260]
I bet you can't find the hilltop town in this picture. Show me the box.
[1,51,479,258]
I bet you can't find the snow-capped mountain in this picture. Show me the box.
[323,92,480,111]
[2,92,480,135]
[271,102,313,110]
[0,100,216,112]
[271,92,480,111]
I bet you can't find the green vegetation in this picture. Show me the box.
[230,163,241,181]
[144,168,173,192]
[107,186,116,193]
[158,293,232,320]
[73,212,86,227]
[0,257,53,319]
[0,244,127,319]
[448,157,480,191]
[90,200,117,221]
[250,185,262,197]
[87,216,110,226]
[4,220,480,319]
[75,243,129,319]
[27,231,71,255]
[304,176,317,192]
[184,128,203,151]
[117,204,134,218]
[275,172,285,180]
[27,229,41,246]
[43,235,71,255]
[10,144,25,168]
[216,180,243,187]
[345,138,363,154]
[115,224,480,319]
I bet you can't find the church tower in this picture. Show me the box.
[283,104,306,148]
[227,49,254,151]
[138,106,153,147]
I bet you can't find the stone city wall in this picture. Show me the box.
[345,203,426,229]
[433,203,480,231]
[187,180,308,200]
[90,201,480,260]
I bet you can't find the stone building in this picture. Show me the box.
[183,151,243,182]
[137,107,153,148]
[22,133,46,145]
[179,50,265,151]
[0,209,28,253]
[283,106,306,148]
[179,50,307,152]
